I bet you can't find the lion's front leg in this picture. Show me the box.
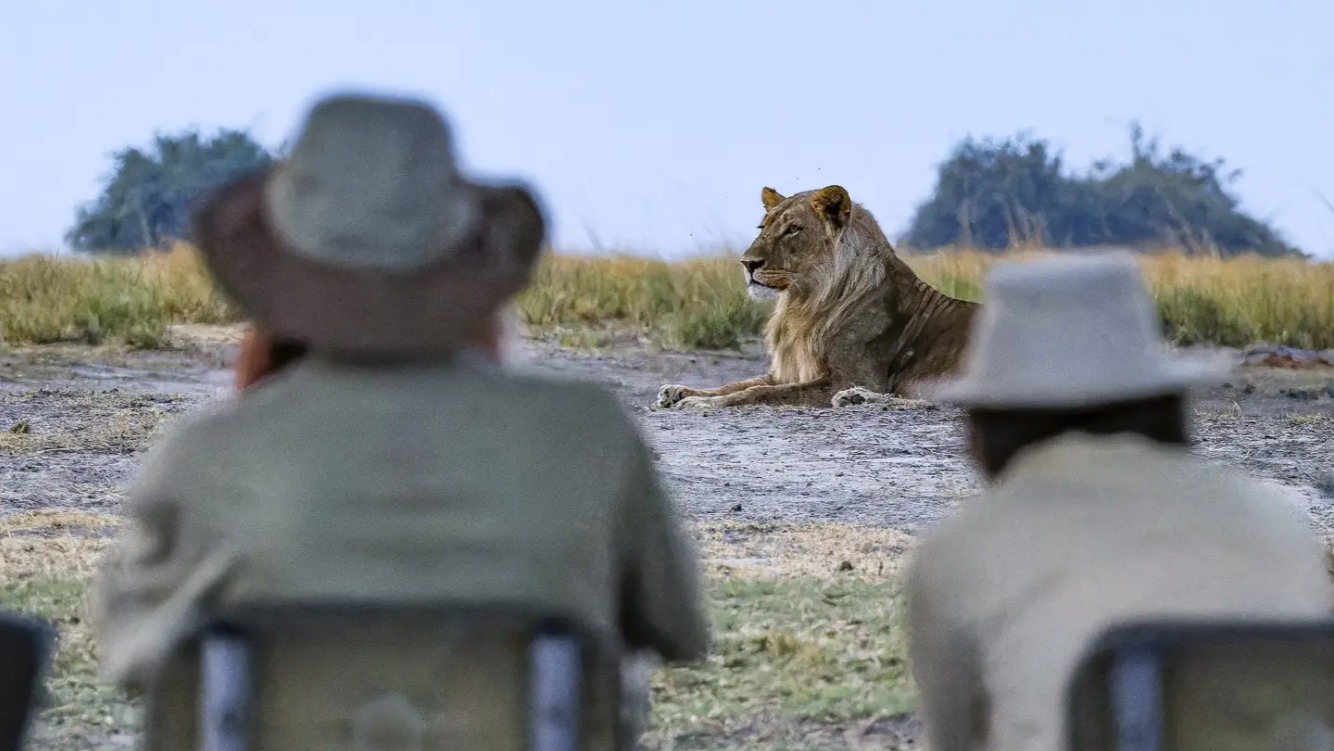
[675,375,833,410]
[655,375,770,409]
[830,385,932,409]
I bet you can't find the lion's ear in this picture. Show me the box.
[761,187,786,211]
[810,185,852,229]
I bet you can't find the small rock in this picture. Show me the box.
[729,503,743,513]
[837,560,855,572]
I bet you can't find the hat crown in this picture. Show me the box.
[970,253,1161,374]
[263,93,482,271]
[934,252,1224,408]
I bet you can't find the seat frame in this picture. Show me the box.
[166,601,611,751]
[1065,617,1334,751]
[0,611,56,751]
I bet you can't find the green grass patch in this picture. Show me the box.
[3,578,138,751]
[644,576,913,749]
[2,572,913,751]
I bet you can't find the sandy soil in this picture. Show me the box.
[4,324,1334,544]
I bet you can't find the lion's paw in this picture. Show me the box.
[655,384,691,409]
[831,386,881,407]
[674,396,720,411]
[884,397,933,410]
[831,387,932,410]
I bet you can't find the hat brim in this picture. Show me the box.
[923,354,1230,409]
[191,172,545,355]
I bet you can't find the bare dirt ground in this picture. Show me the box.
[3,324,1334,749]
[5,324,1334,539]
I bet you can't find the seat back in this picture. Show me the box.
[144,602,621,751]
[0,611,55,751]
[1065,618,1334,751]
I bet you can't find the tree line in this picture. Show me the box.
[68,122,1302,258]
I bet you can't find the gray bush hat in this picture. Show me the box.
[191,92,546,355]
[928,251,1228,408]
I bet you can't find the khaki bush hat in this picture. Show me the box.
[929,251,1228,408]
[191,92,546,355]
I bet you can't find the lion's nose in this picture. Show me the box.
[741,258,765,274]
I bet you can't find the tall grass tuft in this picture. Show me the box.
[513,254,770,350]
[2,245,1333,351]
[0,243,236,348]
[903,249,1334,350]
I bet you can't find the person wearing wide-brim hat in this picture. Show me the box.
[900,252,1332,751]
[89,93,710,751]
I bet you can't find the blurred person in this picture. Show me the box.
[228,308,664,742]
[901,252,1333,751]
[231,326,308,391]
[232,304,521,391]
[89,92,709,750]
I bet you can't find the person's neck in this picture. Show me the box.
[309,346,494,369]
[984,429,1187,482]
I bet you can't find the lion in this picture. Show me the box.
[655,184,980,410]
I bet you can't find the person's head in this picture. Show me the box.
[927,252,1226,481]
[233,328,308,392]
[964,394,1190,479]
[192,92,546,363]
[234,306,523,392]
[486,304,525,364]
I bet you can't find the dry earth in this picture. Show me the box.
[6,325,1334,536]
[3,324,1334,749]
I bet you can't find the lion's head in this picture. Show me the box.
[738,185,863,301]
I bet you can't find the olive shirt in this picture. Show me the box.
[903,432,1332,751]
[90,354,708,747]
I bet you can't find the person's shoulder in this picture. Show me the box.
[1212,470,1320,526]
[492,364,617,399]
[1138,447,1326,542]
[125,397,246,499]
[904,493,993,579]
[1154,445,1297,503]
[488,366,642,426]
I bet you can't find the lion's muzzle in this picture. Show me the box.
[746,281,780,301]
[741,258,780,300]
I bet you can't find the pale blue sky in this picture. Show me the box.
[3,0,1333,259]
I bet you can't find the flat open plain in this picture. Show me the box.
[3,324,1333,750]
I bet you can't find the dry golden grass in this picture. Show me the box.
[3,245,1334,351]
[517,249,1334,351]
[0,244,235,348]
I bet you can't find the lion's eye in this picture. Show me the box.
[783,225,803,236]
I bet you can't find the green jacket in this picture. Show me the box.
[91,353,709,749]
